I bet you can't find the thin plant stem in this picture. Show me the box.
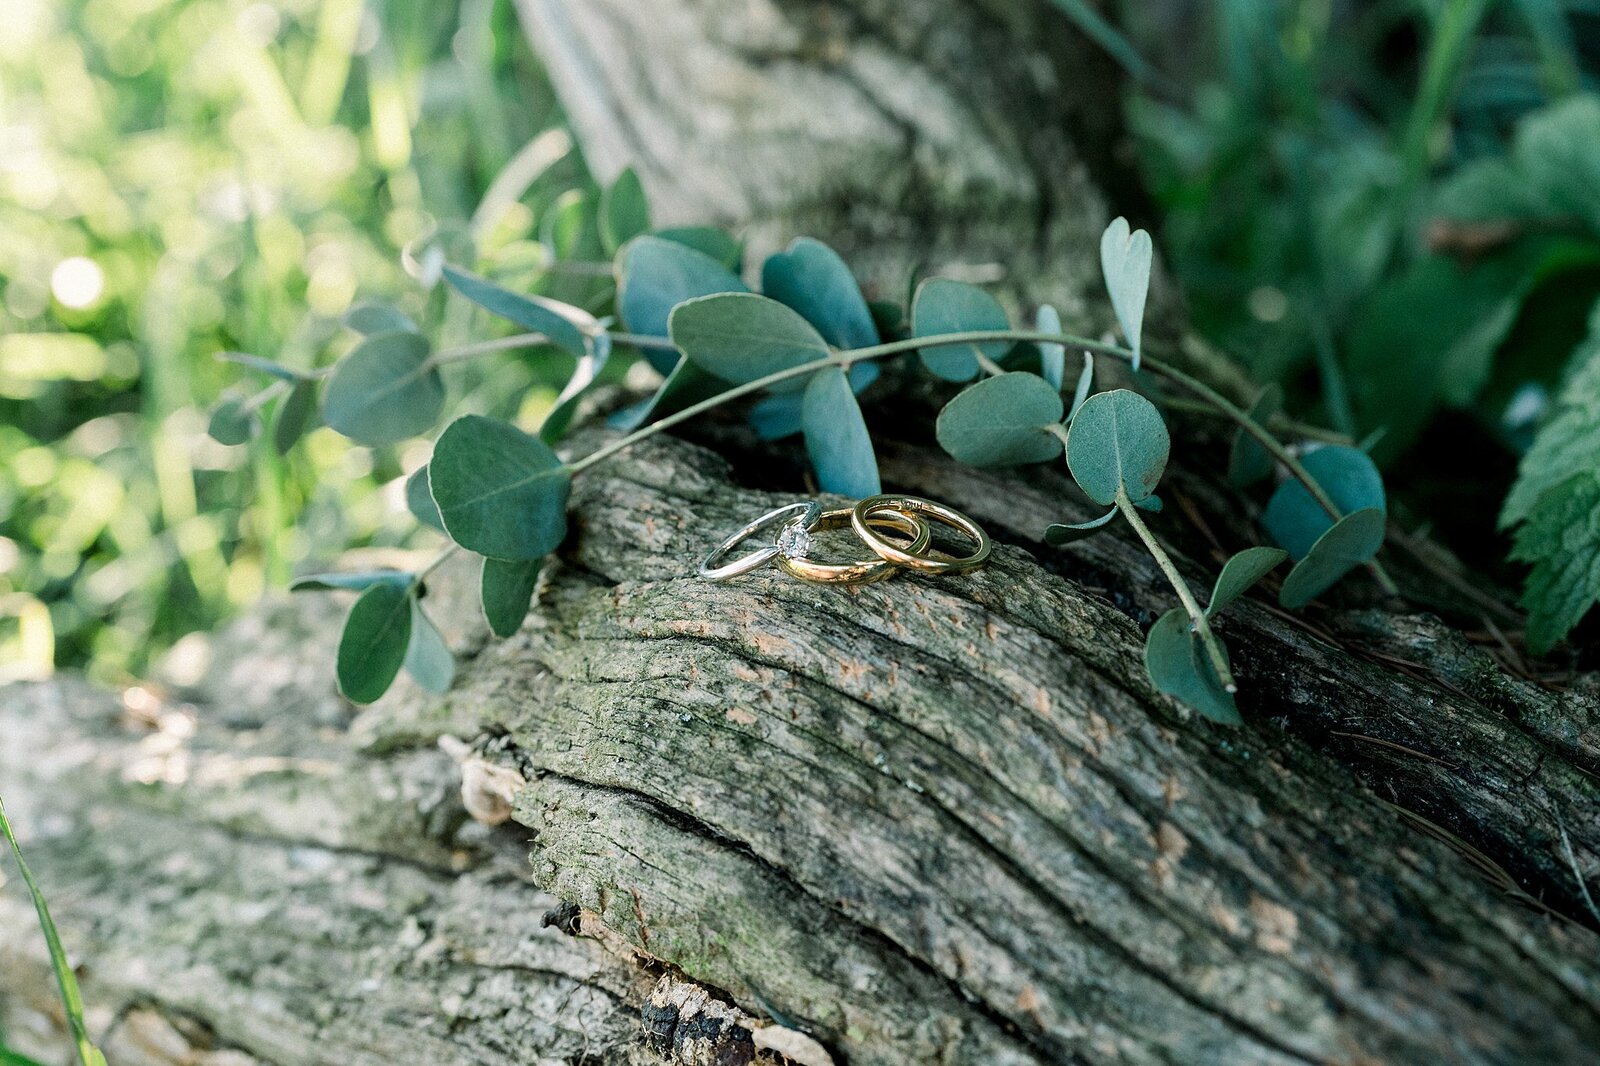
[414,543,461,584]
[567,355,847,474]
[975,352,1007,377]
[1115,486,1237,692]
[564,326,1396,593]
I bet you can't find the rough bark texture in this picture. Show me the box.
[5,2,1600,1064]
[515,0,1139,313]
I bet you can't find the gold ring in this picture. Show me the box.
[851,494,991,575]
[776,507,931,585]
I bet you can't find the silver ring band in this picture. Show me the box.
[698,501,822,581]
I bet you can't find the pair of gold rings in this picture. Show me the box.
[698,494,992,585]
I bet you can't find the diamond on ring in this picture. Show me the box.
[776,521,813,560]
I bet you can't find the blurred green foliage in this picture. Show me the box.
[1128,0,1600,645]
[0,0,591,681]
[1131,0,1598,439]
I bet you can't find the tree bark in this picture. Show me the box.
[5,2,1600,1065]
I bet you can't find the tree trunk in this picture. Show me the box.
[5,3,1600,1065]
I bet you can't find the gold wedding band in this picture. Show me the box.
[850,494,991,575]
[776,507,932,585]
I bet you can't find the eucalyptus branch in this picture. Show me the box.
[1115,485,1237,692]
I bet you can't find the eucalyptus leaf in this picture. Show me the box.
[1206,546,1289,617]
[653,226,742,271]
[911,278,1011,381]
[541,332,612,442]
[481,556,543,638]
[405,466,445,531]
[336,582,413,704]
[1134,494,1164,513]
[289,570,413,592]
[1065,389,1170,505]
[618,235,748,374]
[1044,508,1117,544]
[1144,608,1242,725]
[936,372,1065,467]
[430,415,571,561]
[1069,352,1094,420]
[217,351,305,381]
[1100,217,1153,370]
[208,394,259,446]
[600,166,650,253]
[1227,385,1283,487]
[441,265,590,356]
[669,293,831,389]
[273,378,317,455]
[343,301,418,336]
[321,330,444,446]
[1278,508,1386,609]
[801,365,881,496]
[761,237,880,350]
[403,599,455,693]
[1036,305,1065,389]
[1262,445,1385,559]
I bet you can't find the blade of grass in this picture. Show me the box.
[0,797,108,1066]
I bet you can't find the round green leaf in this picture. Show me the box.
[801,365,881,496]
[343,301,418,336]
[618,235,748,374]
[669,293,830,389]
[482,556,543,638]
[911,278,1011,381]
[336,582,413,704]
[1278,508,1386,609]
[1100,217,1152,370]
[1206,546,1289,617]
[208,393,259,446]
[273,378,317,455]
[1227,385,1282,487]
[1044,508,1117,545]
[321,330,443,446]
[429,415,571,561]
[600,166,651,253]
[1262,445,1385,560]
[405,466,445,532]
[403,599,455,694]
[1064,389,1171,505]
[1144,608,1241,725]
[761,238,880,350]
[936,372,1065,467]
[442,265,591,357]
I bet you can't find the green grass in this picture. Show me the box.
[0,0,588,683]
[0,798,105,1066]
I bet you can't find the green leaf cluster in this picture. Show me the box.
[1501,304,1600,651]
